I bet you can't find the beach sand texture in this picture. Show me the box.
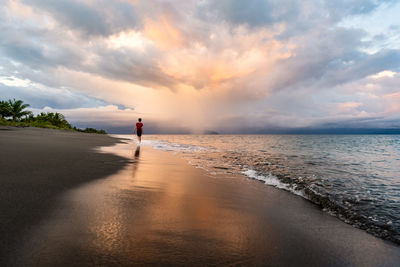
[0,127,130,265]
[1,127,400,266]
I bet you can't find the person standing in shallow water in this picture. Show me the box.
[134,118,143,144]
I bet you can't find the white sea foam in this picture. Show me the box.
[114,135,305,198]
[144,137,305,198]
[141,139,211,153]
[242,169,305,197]
[109,135,209,152]
[109,134,400,243]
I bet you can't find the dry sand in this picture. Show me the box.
[1,127,400,266]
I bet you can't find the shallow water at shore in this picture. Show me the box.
[128,134,400,244]
[14,140,400,265]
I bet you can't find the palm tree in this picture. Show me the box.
[0,100,11,118]
[8,99,32,121]
[36,112,72,128]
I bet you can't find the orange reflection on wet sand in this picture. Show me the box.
[18,145,276,265]
[17,143,400,266]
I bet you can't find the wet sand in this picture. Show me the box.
[1,128,400,266]
[0,127,130,265]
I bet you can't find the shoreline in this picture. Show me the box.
[0,127,131,265]
[148,141,400,248]
[140,134,400,246]
[1,128,400,265]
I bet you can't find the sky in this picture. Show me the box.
[0,0,400,133]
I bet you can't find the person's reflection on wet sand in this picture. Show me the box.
[134,146,140,159]
[130,146,140,177]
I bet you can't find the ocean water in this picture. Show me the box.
[124,134,400,244]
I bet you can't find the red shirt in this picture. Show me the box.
[136,122,143,129]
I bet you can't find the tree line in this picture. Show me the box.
[0,99,106,134]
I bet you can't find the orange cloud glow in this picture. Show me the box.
[2,0,400,132]
[144,16,186,49]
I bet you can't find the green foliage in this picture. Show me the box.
[20,112,71,129]
[32,112,72,128]
[0,98,107,134]
[7,99,32,121]
[0,100,12,118]
[73,127,107,134]
[0,117,8,126]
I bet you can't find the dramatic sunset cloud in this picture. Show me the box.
[0,0,399,133]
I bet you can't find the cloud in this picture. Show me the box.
[0,0,399,133]
[0,82,109,109]
[199,0,396,34]
[32,105,136,125]
[21,0,139,37]
[29,105,191,134]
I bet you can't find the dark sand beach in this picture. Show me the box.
[1,127,400,266]
[0,127,130,265]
